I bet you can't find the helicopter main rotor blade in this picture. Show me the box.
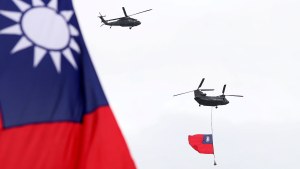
[200,89,214,91]
[224,95,243,97]
[173,90,194,97]
[197,78,205,89]
[128,9,152,17]
[122,7,128,17]
[222,84,226,95]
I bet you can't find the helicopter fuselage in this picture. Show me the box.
[194,90,229,107]
[99,7,151,29]
[173,78,242,108]
[107,17,141,27]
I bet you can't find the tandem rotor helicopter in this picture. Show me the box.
[98,7,152,29]
[174,78,243,108]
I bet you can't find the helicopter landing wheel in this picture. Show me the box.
[215,106,218,109]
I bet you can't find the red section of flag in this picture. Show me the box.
[188,134,214,154]
[0,106,136,169]
[79,106,136,169]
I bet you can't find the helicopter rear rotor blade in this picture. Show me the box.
[224,95,243,97]
[222,84,226,95]
[128,9,152,17]
[197,78,205,89]
[173,90,194,97]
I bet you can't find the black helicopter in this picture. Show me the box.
[174,78,243,108]
[98,7,152,29]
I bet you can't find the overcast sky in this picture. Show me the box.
[73,0,300,168]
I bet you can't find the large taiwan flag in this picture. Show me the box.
[188,134,214,154]
[0,0,136,169]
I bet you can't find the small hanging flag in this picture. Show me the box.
[188,134,214,154]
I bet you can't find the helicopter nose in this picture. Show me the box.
[223,98,229,104]
[137,21,141,25]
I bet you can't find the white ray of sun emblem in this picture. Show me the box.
[0,0,80,73]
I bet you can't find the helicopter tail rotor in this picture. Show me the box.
[98,12,106,18]
[98,12,108,24]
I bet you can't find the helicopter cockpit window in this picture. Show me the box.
[128,18,136,23]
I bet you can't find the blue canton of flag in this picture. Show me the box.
[0,0,108,129]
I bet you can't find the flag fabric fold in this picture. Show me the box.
[0,0,136,168]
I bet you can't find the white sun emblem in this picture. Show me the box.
[206,136,210,142]
[0,0,80,73]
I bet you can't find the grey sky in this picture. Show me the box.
[74,0,300,168]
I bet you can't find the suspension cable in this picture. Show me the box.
[211,107,217,166]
